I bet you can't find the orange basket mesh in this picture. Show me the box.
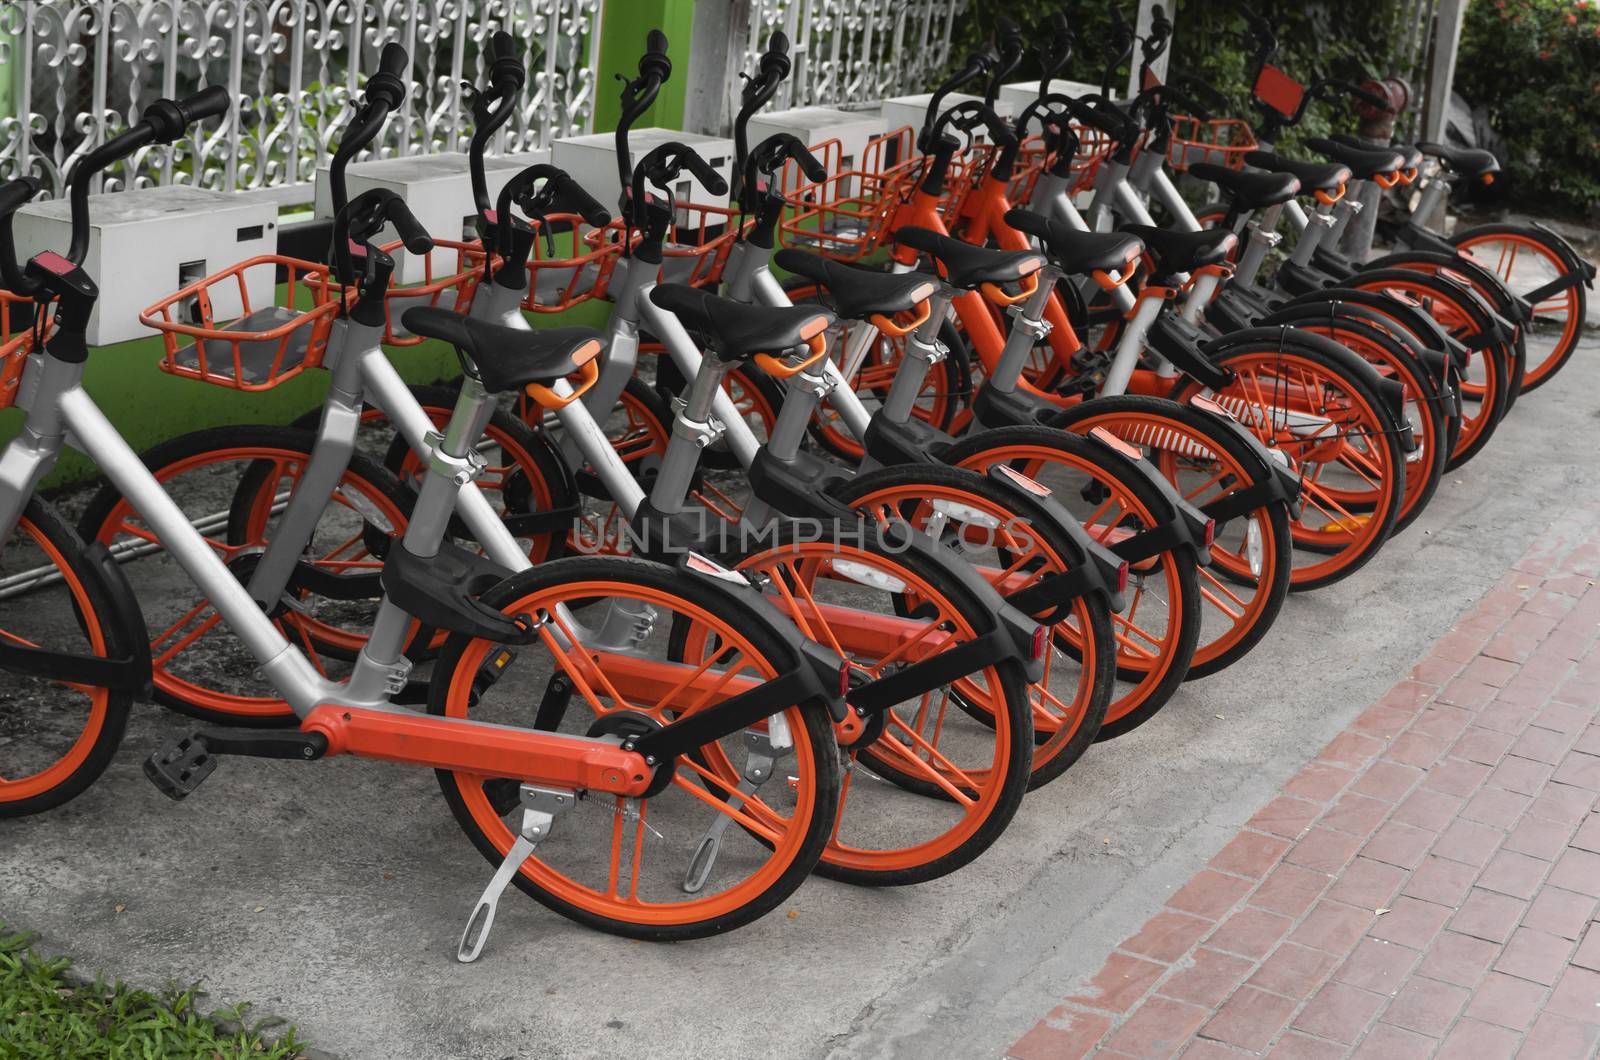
[140,256,344,391]
[585,201,749,290]
[778,127,921,262]
[1071,124,1119,192]
[520,214,626,313]
[1,289,51,411]
[1168,116,1258,172]
[351,239,493,345]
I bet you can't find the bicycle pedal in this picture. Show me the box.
[143,734,217,801]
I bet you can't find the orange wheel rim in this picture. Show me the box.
[1351,276,1502,461]
[952,444,1183,725]
[441,581,819,925]
[842,482,1101,772]
[93,446,409,719]
[1064,411,1281,668]
[0,516,112,802]
[687,542,1014,873]
[1454,232,1582,388]
[1176,351,1399,583]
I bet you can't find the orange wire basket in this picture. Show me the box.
[354,239,492,346]
[589,202,748,288]
[520,214,626,313]
[1071,124,1119,192]
[1,288,51,411]
[1167,116,1258,172]
[778,127,921,262]
[140,257,344,391]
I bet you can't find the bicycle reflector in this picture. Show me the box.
[1115,560,1131,595]
[1030,624,1049,662]
[1202,519,1217,547]
[839,662,852,699]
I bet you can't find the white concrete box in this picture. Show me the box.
[312,148,551,282]
[878,92,1016,147]
[551,128,735,215]
[999,79,1110,123]
[14,186,278,347]
[747,106,886,177]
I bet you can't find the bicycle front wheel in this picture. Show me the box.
[1,498,136,816]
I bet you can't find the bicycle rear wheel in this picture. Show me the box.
[1451,223,1589,393]
[941,425,1202,741]
[697,529,1033,885]
[829,463,1116,787]
[1170,338,1405,590]
[429,555,841,940]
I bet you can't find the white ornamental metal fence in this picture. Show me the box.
[741,0,967,112]
[0,0,603,200]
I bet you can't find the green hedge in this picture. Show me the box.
[1456,0,1600,217]
[951,1,1408,148]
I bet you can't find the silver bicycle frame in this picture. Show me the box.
[0,342,433,716]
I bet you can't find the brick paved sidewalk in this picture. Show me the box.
[1009,502,1600,1060]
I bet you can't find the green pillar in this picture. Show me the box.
[591,0,696,133]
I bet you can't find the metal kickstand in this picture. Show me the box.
[681,726,786,894]
[457,785,575,963]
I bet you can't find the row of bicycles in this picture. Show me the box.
[0,6,1591,963]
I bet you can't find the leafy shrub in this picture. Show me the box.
[1456,0,1600,216]
[949,1,1409,149]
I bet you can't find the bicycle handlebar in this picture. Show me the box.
[931,100,1019,153]
[333,188,434,293]
[628,142,728,231]
[0,176,43,294]
[330,42,411,221]
[1100,2,1136,99]
[614,31,674,197]
[59,86,232,266]
[1141,4,1172,66]
[468,31,527,220]
[493,164,611,258]
[733,31,793,203]
[741,132,826,214]
[919,48,995,153]
[984,16,1026,114]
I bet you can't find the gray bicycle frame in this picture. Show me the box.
[0,312,515,716]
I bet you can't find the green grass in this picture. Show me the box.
[0,926,308,1059]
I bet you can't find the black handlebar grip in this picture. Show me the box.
[795,144,827,183]
[996,15,1023,54]
[560,175,613,228]
[378,42,408,79]
[145,86,232,144]
[365,43,410,111]
[639,29,672,82]
[681,151,729,196]
[386,199,435,254]
[176,85,232,126]
[758,29,792,80]
[0,176,42,218]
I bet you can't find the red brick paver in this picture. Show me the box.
[1008,505,1600,1058]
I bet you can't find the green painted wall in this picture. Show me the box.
[591,0,695,133]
